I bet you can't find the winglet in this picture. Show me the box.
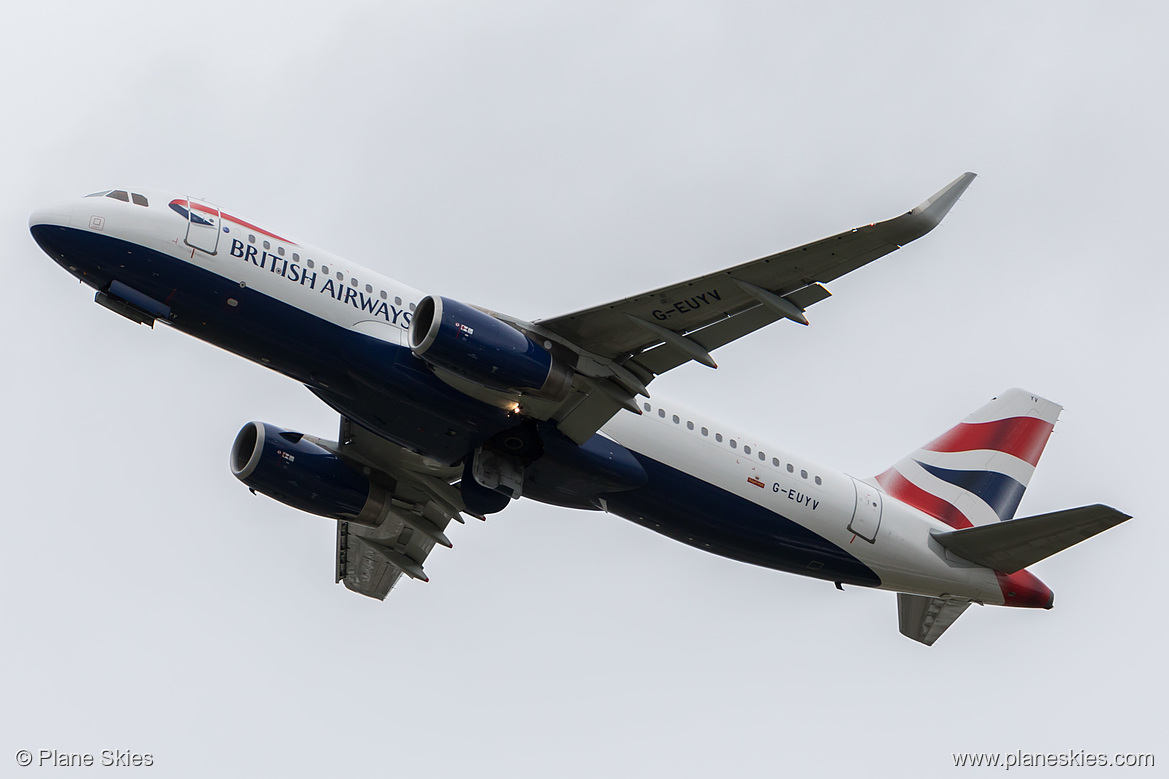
[857,172,976,250]
[907,172,977,232]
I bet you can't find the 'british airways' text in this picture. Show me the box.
[230,239,412,328]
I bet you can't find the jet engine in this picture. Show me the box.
[408,295,572,399]
[230,421,390,526]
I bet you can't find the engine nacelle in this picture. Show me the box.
[408,295,571,399]
[230,422,389,525]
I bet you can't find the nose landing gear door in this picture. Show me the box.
[183,197,221,255]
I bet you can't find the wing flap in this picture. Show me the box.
[554,386,631,445]
[338,523,404,600]
[631,285,831,375]
[324,416,469,599]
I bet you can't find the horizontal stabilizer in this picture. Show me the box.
[897,594,970,646]
[932,504,1131,573]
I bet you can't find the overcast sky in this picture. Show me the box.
[3,2,1164,776]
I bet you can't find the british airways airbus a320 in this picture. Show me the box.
[30,173,1129,645]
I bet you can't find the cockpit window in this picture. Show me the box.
[107,190,130,202]
[85,190,111,198]
[131,193,148,207]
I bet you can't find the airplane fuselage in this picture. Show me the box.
[30,187,1054,616]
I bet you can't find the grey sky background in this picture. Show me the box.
[3,2,1164,776]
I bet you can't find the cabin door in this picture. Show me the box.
[848,478,883,543]
[184,197,221,255]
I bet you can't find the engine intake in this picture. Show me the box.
[409,295,571,399]
[230,422,389,525]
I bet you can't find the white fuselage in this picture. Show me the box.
[601,398,1007,603]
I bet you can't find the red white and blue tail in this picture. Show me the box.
[874,389,1061,529]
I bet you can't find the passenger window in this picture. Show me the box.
[365,284,373,293]
[801,470,808,479]
[395,296,402,305]
[350,277,358,287]
[672,415,680,424]
[758,451,765,461]
[107,190,130,202]
[131,193,148,207]
[263,240,271,250]
[248,234,256,244]
[686,421,694,430]
[409,302,416,311]
[787,464,794,473]
[814,476,822,486]
[715,433,723,442]
[337,272,345,282]
[730,440,737,449]
[701,427,709,436]
[380,290,387,300]
[643,403,652,413]
[277,246,285,256]
[771,457,779,467]
[293,253,300,262]
[743,445,751,455]
[658,409,665,418]
[322,266,330,275]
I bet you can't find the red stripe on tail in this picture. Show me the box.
[875,469,973,529]
[923,417,1054,466]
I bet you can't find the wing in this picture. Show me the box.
[316,416,473,600]
[529,173,976,442]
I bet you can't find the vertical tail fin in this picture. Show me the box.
[874,389,1061,529]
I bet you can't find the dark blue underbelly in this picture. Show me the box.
[602,452,881,587]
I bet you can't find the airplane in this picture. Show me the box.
[29,173,1130,645]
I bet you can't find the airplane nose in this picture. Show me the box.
[30,201,80,268]
[29,201,74,230]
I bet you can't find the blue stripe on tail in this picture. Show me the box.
[915,462,1027,521]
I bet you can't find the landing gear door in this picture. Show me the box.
[183,197,221,255]
[848,477,883,543]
